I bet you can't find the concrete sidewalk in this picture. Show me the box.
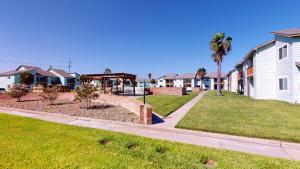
[1,107,300,161]
[154,92,205,127]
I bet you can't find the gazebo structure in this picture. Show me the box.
[84,73,136,96]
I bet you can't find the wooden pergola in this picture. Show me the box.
[84,73,136,95]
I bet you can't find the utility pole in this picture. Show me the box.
[68,57,72,73]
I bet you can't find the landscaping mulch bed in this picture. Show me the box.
[0,94,139,123]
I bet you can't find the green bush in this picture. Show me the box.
[75,83,98,108]
[20,72,34,85]
[40,85,59,105]
[7,84,28,102]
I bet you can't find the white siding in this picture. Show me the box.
[0,75,15,90]
[254,43,277,99]
[49,70,65,85]
[291,38,300,103]
[242,62,248,96]
[173,79,183,87]
[157,77,166,87]
[230,70,238,93]
[275,36,294,102]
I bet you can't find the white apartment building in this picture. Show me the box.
[229,28,300,103]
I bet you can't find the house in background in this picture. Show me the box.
[229,28,300,103]
[0,65,80,91]
[156,72,227,91]
[157,74,177,88]
[227,69,238,93]
[174,73,197,90]
[69,72,81,87]
[48,68,77,89]
[0,65,58,90]
[136,79,156,88]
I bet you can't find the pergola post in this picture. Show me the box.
[84,73,136,96]
[132,79,136,96]
[104,78,107,94]
[122,78,125,95]
[115,77,118,94]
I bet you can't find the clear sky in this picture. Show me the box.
[0,0,300,78]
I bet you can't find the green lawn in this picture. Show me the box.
[177,91,300,143]
[1,114,300,168]
[139,92,198,117]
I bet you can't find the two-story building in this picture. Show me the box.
[229,28,300,103]
[156,72,227,91]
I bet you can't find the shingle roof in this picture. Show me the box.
[0,65,57,77]
[0,69,34,76]
[50,69,73,78]
[176,73,197,79]
[18,65,39,70]
[164,73,178,80]
[271,28,300,37]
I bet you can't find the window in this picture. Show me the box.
[279,78,288,90]
[279,45,287,60]
[159,80,163,82]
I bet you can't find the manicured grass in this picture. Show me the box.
[139,92,198,117]
[177,91,300,143]
[0,114,299,168]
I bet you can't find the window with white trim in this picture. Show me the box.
[279,45,287,60]
[279,78,288,90]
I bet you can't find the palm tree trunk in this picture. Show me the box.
[217,61,222,96]
[200,78,203,92]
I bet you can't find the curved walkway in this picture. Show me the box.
[153,91,205,128]
[1,106,300,160]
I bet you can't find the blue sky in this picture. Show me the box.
[0,0,300,78]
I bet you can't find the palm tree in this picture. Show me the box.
[210,32,232,96]
[147,73,152,80]
[197,67,206,91]
[104,68,112,74]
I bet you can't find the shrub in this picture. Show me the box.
[7,84,28,102]
[75,83,98,108]
[20,72,34,85]
[40,85,59,105]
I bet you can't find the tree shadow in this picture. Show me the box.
[87,104,114,110]
[19,99,41,102]
[51,102,75,106]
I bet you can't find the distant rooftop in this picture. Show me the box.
[271,28,300,37]
[160,72,226,80]
[50,68,74,78]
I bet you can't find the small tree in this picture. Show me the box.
[40,85,59,105]
[104,68,112,74]
[75,83,98,108]
[20,72,34,85]
[147,73,152,80]
[79,75,91,84]
[7,84,28,102]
